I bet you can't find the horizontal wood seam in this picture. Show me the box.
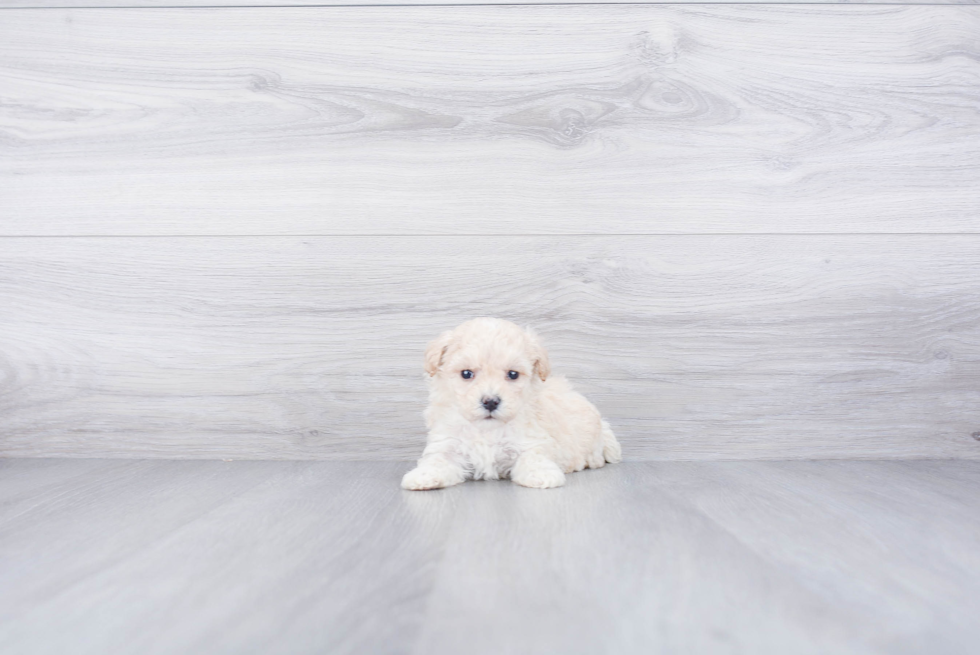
[3,2,978,9]
[2,233,980,238]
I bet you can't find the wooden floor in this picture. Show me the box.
[2,459,978,654]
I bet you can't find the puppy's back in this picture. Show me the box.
[534,376,613,472]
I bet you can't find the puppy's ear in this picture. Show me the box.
[424,330,454,376]
[526,328,551,381]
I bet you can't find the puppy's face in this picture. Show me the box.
[425,318,550,426]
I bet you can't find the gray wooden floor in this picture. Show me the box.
[2,459,978,654]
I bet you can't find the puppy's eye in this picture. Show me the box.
[461,370,474,380]
[507,370,520,380]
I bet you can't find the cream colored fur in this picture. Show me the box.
[402,318,622,490]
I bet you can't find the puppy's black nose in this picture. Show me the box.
[481,396,501,413]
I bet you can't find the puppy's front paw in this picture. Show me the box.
[401,466,454,491]
[512,460,566,489]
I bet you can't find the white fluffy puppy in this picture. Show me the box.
[402,318,621,490]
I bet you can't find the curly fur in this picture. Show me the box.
[402,318,622,490]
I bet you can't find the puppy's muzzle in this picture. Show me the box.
[481,396,501,414]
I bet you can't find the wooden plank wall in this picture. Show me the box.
[1,4,979,460]
[4,0,979,7]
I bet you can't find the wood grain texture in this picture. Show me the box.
[2,236,978,460]
[418,460,980,654]
[643,460,980,653]
[5,0,980,8]
[2,460,979,654]
[2,6,979,235]
[0,460,458,655]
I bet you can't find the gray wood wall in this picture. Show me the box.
[2,2,979,460]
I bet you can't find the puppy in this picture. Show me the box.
[402,318,621,490]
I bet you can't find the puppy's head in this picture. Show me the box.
[424,318,550,426]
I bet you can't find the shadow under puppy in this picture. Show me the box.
[402,318,621,490]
